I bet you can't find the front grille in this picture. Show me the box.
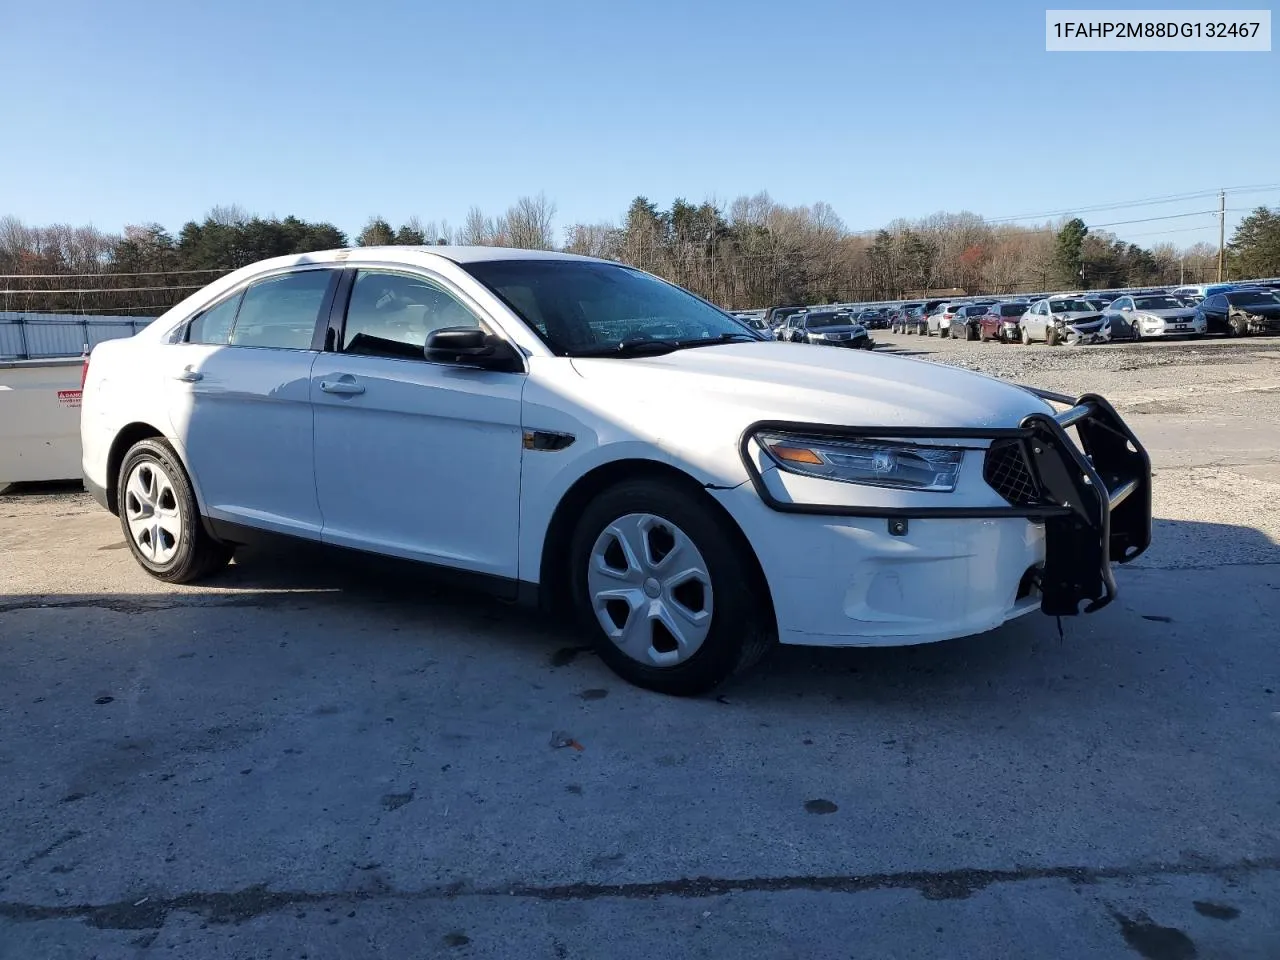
[984,440,1040,505]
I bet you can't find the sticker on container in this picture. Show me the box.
[57,390,82,408]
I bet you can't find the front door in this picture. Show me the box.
[310,268,525,580]
[161,268,337,537]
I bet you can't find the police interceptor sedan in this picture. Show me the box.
[81,247,1152,695]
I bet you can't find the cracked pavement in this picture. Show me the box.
[2,336,1279,958]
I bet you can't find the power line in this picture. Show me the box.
[1087,209,1218,228]
[985,183,1280,224]
[0,267,228,280]
[0,283,204,295]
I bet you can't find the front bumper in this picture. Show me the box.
[810,336,874,349]
[1139,317,1204,337]
[723,391,1152,646]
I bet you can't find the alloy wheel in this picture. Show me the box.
[124,460,183,565]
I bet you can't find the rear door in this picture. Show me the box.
[161,268,337,536]
[310,267,525,580]
[1027,301,1047,339]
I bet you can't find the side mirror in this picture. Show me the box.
[1120,305,1132,312]
[424,327,521,372]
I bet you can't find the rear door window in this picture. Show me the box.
[228,270,334,350]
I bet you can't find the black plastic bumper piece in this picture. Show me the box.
[737,389,1153,618]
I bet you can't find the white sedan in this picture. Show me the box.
[81,248,1152,695]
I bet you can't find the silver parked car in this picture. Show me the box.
[1018,297,1104,345]
[1104,294,1205,340]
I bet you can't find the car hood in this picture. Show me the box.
[1232,302,1280,318]
[569,341,1052,430]
[1065,317,1105,331]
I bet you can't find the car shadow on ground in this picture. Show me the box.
[7,513,1273,709]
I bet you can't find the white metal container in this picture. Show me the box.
[0,358,85,486]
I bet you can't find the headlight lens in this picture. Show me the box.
[758,433,964,492]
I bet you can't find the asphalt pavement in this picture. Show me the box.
[2,334,1278,959]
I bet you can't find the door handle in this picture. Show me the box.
[320,378,365,395]
[174,367,203,383]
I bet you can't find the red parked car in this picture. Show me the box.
[977,302,1031,342]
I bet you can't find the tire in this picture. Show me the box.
[1046,327,1059,346]
[1231,313,1250,337]
[1021,326,1032,345]
[966,323,978,342]
[567,478,774,696]
[117,438,233,583]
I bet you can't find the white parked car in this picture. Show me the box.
[1103,294,1206,340]
[1019,297,1105,345]
[81,248,1152,695]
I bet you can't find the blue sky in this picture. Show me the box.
[4,0,1277,248]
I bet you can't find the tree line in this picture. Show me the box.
[3,195,1278,316]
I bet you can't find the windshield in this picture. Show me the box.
[1228,291,1278,306]
[462,259,761,355]
[806,313,850,328]
[1048,299,1094,313]
[1134,296,1183,310]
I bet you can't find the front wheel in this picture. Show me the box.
[117,438,233,583]
[1021,326,1032,345]
[568,479,774,695]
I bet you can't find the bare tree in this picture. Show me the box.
[504,193,557,250]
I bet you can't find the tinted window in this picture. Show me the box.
[1134,296,1182,310]
[342,271,481,360]
[1203,295,1226,310]
[229,271,331,349]
[806,313,848,328]
[465,259,755,354]
[187,293,243,345]
[1227,291,1278,306]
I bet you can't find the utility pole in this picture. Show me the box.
[1217,189,1225,282]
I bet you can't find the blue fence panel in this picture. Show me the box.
[0,312,160,359]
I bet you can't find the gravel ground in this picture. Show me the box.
[1,335,1279,959]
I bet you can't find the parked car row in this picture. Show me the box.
[832,280,1280,347]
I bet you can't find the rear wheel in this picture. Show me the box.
[568,479,774,696]
[117,438,232,583]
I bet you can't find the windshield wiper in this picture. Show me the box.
[669,332,762,349]
[568,331,762,358]
[569,338,683,357]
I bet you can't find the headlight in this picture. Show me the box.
[758,433,964,492]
